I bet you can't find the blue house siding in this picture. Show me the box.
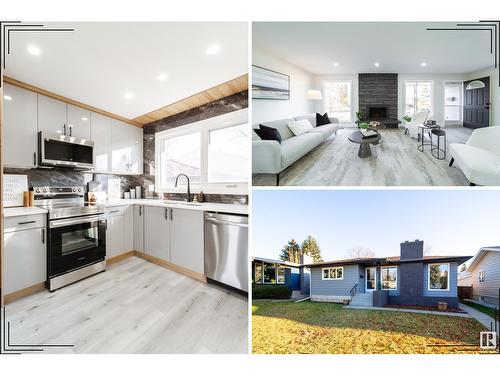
[284,268,301,291]
[423,262,457,298]
[382,266,401,296]
[311,265,360,298]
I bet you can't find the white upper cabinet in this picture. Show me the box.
[37,94,67,135]
[91,112,112,172]
[111,119,143,174]
[67,104,91,139]
[3,83,38,168]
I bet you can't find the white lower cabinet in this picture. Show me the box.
[133,205,145,252]
[4,225,46,294]
[105,206,133,259]
[144,206,170,261]
[170,209,204,274]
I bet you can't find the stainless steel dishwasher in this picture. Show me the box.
[204,212,248,292]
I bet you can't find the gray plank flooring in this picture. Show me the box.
[1,257,248,354]
[253,126,472,186]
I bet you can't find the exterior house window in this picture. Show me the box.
[322,266,344,280]
[428,263,449,291]
[404,80,433,115]
[277,265,286,284]
[381,266,397,290]
[263,263,276,283]
[255,262,263,283]
[322,80,353,122]
[478,271,485,283]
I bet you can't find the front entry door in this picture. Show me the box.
[365,267,376,292]
[463,76,490,129]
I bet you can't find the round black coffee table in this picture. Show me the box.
[348,130,381,158]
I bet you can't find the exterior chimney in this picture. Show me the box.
[400,240,424,260]
[301,254,313,265]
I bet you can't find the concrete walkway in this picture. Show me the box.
[459,302,497,330]
[344,305,471,318]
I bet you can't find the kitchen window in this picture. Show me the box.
[155,109,249,194]
[478,271,485,283]
[381,266,397,290]
[322,266,343,280]
[405,80,433,115]
[428,263,449,291]
[322,80,353,122]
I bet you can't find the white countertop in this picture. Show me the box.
[3,206,49,218]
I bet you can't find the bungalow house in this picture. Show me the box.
[252,256,311,298]
[305,240,471,308]
[460,246,500,306]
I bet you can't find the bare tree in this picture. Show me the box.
[345,247,376,259]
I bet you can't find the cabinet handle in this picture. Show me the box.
[139,206,142,216]
[170,208,173,221]
[165,208,168,220]
[41,228,45,244]
[18,220,36,225]
[109,210,120,214]
[63,124,67,135]
[33,152,37,166]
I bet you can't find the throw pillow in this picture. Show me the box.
[287,119,313,136]
[316,112,331,126]
[255,125,282,144]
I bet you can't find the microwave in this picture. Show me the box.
[38,132,94,169]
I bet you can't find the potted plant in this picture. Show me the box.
[402,113,412,123]
[356,111,365,128]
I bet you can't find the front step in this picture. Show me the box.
[291,290,306,299]
[350,293,373,307]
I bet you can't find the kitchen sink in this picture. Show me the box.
[161,200,203,206]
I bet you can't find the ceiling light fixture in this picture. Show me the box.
[206,44,221,56]
[374,62,380,68]
[27,45,41,55]
[4,95,12,101]
[124,92,134,100]
[333,62,339,67]
[157,73,168,81]
[421,62,427,67]
[81,117,88,121]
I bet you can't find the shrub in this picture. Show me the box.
[252,284,292,299]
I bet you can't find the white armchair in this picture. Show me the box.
[404,110,430,139]
[449,126,500,186]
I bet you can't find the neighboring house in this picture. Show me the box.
[458,272,472,287]
[305,240,471,308]
[252,256,311,297]
[464,246,500,306]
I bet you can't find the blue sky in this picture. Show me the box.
[252,189,500,261]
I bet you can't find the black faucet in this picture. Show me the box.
[174,173,191,202]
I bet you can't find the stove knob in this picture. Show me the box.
[72,188,76,192]
[35,188,41,193]
[43,188,47,193]
[78,187,82,192]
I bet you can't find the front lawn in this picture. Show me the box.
[252,301,487,354]
[460,300,498,319]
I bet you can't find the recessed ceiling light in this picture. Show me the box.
[206,44,221,55]
[374,62,380,68]
[81,117,88,121]
[333,62,339,67]
[157,73,168,81]
[3,95,12,101]
[421,62,427,67]
[27,45,41,55]
[124,92,134,100]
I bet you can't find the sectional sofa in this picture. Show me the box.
[252,113,339,185]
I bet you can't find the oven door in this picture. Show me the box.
[48,215,106,277]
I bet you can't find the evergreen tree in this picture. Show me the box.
[279,239,301,263]
[301,235,323,263]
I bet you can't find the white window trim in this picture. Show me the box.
[322,80,353,123]
[381,266,398,291]
[263,262,277,284]
[478,270,485,284]
[155,108,249,195]
[365,267,377,291]
[404,80,434,116]
[277,264,286,284]
[321,266,344,280]
[427,263,450,292]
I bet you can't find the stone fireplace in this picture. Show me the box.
[358,73,399,128]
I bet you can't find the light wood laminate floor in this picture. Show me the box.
[253,127,473,186]
[1,257,248,354]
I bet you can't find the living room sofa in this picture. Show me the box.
[252,114,339,185]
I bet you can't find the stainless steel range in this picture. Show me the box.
[34,186,107,291]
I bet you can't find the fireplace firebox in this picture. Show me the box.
[368,106,388,119]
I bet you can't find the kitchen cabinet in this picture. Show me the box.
[3,219,46,295]
[91,112,112,172]
[67,104,91,139]
[111,119,143,174]
[133,205,145,252]
[37,94,67,135]
[3,83,38,168]
[105,205,133,259]
[130,125,144,174]
[144,206,170,262]
[170,208,204,274]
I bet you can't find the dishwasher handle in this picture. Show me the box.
[205,217,248,228]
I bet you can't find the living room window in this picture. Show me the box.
[322,80,352,122]
[404,80,433,115]
[277,265,286,284]
[322,266,343,280]
[381,266,397,290]
[263,263,276,283]
[428,263,449,291]
[155,109,248,194]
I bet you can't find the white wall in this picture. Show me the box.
[252,47,316,124]
[467,67,499,126]
[397,74,467,127]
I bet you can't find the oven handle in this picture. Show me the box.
[49,215,107,228]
